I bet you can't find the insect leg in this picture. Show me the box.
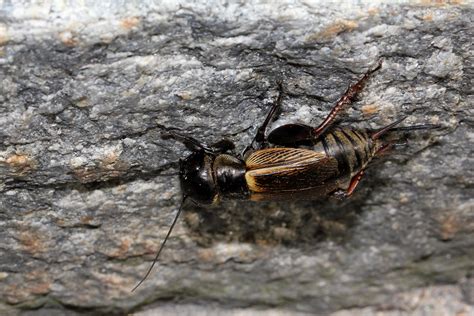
[161,129,214,152]
[242,81,284,156]
[313,59,383,138]
[345,169,365,196]
[159,125,234,154]
[210,139,236,152]
[332,169,366,199]
[374,142,395,156]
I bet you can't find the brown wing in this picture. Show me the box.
[245,148,338,193]
[246,147,326,169]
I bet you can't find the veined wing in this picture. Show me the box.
[245,148,338,193]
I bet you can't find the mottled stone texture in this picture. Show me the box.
[0,1,473,315]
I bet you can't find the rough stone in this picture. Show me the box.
[0,1,473,315]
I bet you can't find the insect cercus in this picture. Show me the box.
[132,59,436,291]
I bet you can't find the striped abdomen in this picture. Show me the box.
[315,127,377,179]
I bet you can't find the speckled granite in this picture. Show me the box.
[0,1,473,315]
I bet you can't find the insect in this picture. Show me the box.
[131,60,437,291]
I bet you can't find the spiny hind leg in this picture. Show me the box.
[331,141,397,199]
[346,169,366,196]
[332,169,366,199]
[242,81,284,156]
[313,59,383,138]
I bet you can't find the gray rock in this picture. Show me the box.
[0,1,473,315]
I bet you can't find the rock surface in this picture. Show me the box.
[0,1,473,315]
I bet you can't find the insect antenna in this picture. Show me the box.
[131,195,188,292]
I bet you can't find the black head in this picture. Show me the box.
[179,150,217,205]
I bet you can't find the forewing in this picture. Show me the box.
[245,148,338,193]
[246,147,325,169]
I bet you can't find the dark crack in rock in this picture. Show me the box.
[0,1,473,315]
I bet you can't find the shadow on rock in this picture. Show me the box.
[182,184,374,249]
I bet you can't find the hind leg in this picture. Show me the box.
[332,169,366,199]
[313,60,383,138]
[331,140,396,199]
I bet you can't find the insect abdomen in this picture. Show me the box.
[318,128,375,178]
